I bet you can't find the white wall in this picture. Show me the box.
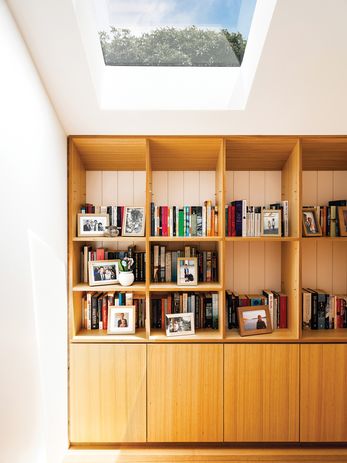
[0,2,67,462]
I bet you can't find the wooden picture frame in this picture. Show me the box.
[77,213,109,237]
[237,305,272,337]
[107,305,136,334]
[177,257,198,286]
[261,209,281,236]
[88,260,119,286]
[302,208,322,237]
[165,312,195,337]
[122,207,145,237]
[338,206,347,236]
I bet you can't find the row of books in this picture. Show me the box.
[151,292,219,329]
[225,201,289,237]
[152,245,218,283]
[305,200,346,236]
[81,292,146,331]
[80,246,146,283]
[150,201,218,237]
[226,290,288,329]
[302,289,347,329]
[80,203,130,236]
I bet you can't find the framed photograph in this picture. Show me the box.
[77,213,109,237]
[302,208,322,237]
[237,305,272,337]
[177,257,198,286]
[261,209,281,236]
[122,207,145,237]
[107,305,135,334]
[165,313,195,337]
[88,260,119,286]
[338,206,347,236]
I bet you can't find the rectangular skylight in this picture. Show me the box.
[93,0,257,66]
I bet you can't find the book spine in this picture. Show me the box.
[242,200,247,237]
[212,293,218,329]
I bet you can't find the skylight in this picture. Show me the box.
[93,0,257,67]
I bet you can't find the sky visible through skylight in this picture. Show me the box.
[94,0,257,66]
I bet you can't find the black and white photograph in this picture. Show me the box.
[177,257,198,286]
[302,208,322,237]
[77,213,109,237]
[238,305,272,337]
[107,306,135,334]
[261,209,281,236]
[88,260,119,286]
[122,206,145,237]
[165,313,195,337]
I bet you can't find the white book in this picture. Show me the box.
[154,206,158,236]
[165,252,172,282]
[302,289,312,329]
[263,289,274,328]
[281,200,289,237]
[86,293,92,330]
[202,206,207,236]
[112,206,117,226]
[169,207,173,237]
[126,292,133,306]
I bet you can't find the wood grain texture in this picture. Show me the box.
[224,344,299,442]
[302,137,347,170]
[282,140,301,237]
[69,344,146,443]
[300,344,347,442]
[147,344,223,442]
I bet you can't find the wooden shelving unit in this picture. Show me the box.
[68,136,347,447]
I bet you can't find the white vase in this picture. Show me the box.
[118,271,134,287]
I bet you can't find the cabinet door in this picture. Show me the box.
[147,344,223,442]
[300,344,347,442]
[224,344,299,442]
[69,344,146,443]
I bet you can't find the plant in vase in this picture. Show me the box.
[118,257,135,286]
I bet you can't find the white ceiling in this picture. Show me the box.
[6,0,347,135]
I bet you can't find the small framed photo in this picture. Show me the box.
[237,305,272,336]
[302,208,322,237]
[78,213,109,237]
[177,257,198,286]
[165,313,195,337]
[338,206,347,236]
[122,207,145,237]
[88,260,119,286]
[261,209,281,236]
[107,305,135,334]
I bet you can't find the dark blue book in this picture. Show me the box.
[232,200,243,236]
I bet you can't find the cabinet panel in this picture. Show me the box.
[224,344,299,442]
[147,344,223,442]
[69,344,146,443]
[300,344,347,442]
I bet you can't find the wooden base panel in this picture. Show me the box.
[64,447,347,463]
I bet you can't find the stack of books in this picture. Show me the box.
[151,245,218,283]
[226,290,288,329]
[81,292,145,331]
[305,200,346,236]
[225,200,289,237]
[150,200,218,237]
[302,289,347,329]
[151,292,218,330]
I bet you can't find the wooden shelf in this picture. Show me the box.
[72,328,147,343]
[73,283,146,292]
[73,236,146,242]
[149,328,222,342]
[225,328,298,342]
[301,329,347,342]
[225,236,298,242]
[149,236,222,242]
[301,236,347,242]
[149,282,223,292]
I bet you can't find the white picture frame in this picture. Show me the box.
[88,260,119,286]
[177,257,198,286]
[77,213,109,237]
[165,313,195,337]
[107,305,136,334]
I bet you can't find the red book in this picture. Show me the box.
[279,293,287,329]
[167,294,172,314]
[162,206,168,236]
[231,205,236,236]
[102,294,108,330]
[228,205,232,236]
[96,248,105,260]
[336,297,342,328]
[161,297,167,328]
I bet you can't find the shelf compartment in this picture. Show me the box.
[71,328,147,343]
[224,328,298,342]
[73,283,146,292]
[301,328,347,342]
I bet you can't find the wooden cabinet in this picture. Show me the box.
[224,344,299,442]
[300,344,347,442]
[69,344,146,443]
[147,344,223,442]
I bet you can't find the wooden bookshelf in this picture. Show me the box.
[68,136,347,447]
